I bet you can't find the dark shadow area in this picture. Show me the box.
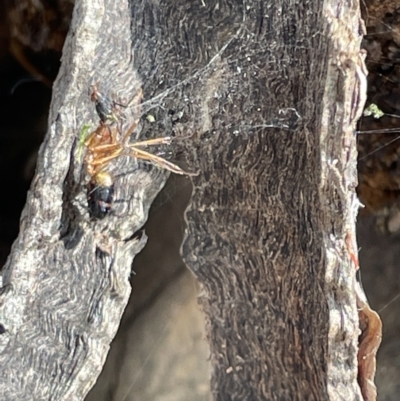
[358,216,400,401]
[0,51,51,266]
[85,174,211,401]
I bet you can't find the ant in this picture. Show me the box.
[82,85,195,219]
[90,82,123,123]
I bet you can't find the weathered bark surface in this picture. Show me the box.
[0,1,173,400]
[0,0,380,400]
[179,0,372,400]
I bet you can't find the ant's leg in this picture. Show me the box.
[110,88,144,124]
[84,124,117,148]
[128,137,173,148]
[84,129,100,146]
[130,147,196,176]
[128,133,194,149]
[121,120,139,144]
[87,126,120,155]
[116,88,144,143]
[89,144,122,165]
[91,148,123,167]
[106,87,144,111]
[123,87,143,109]
[91,143,120,153]
[110,124,118,143]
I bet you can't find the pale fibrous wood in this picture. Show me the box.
[0,0,380,401]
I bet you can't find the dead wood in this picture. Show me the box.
[0,0,381,400]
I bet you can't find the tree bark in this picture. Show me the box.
[0,1,169,400]
[0,0,380,400]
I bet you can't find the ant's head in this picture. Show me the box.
[90,82,101,103]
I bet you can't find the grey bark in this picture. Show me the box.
[0,1,169,400]
[0,0,375,400]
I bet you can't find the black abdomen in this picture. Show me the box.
[88,183,114,219]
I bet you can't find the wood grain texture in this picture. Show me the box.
[173,0,371,400]
[0,0,172,400]
[0,0,380,399]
